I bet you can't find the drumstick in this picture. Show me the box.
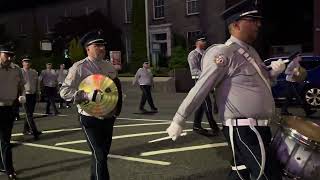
[148,132,187,143]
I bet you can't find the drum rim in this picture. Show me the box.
[282,126,320,150]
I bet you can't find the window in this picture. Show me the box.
[187,31,201,42]
[186,0,199,15]
[155,33,167,41]
[153,0,165,19]
[125,0,132,23]
[85,7,93,15]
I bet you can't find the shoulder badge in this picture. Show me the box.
[214,55,226,66]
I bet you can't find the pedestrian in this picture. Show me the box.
[56,63,70,109]
[281,53,316,116]
[132,62,158,113]
[39,62,59,115]
[0,43,25,180]
[166,0,286,179]
[21,55,42,139]
[60,30,122,180]
[188,35,220,135]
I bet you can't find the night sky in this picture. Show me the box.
[0,0,314,52]
[262,0,313,46]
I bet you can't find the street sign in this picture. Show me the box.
[40,40,52,51]
[110,51,122,71]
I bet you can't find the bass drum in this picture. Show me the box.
[271,116,320,179]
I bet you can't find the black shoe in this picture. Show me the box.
[150,108,158,113]
[33,131,42,140]
[193,126,209,135]
[306,110,317,117]
[211,127,220,136]
[281,111,293,116]
[8,173,17,180]
[23,131,32,135]
[53,111,60,116]
[139,108,148,113]
[0,169,5,173]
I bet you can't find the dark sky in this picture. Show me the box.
[0,0,73,13]
[0,0,314,52]
[262,0,313,43]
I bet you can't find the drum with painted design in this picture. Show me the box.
[271,116,320,179]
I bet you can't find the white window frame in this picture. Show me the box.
[186,0,200,16]
[124,0,132,23]
[187,30,201,42]
[153,0,165,20]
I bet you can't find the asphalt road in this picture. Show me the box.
[5,90,320,180]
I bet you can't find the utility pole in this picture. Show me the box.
[145,0,150,61]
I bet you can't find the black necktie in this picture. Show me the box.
[198,53,202,71]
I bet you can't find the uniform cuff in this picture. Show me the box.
[173,112,186,126]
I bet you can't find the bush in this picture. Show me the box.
[168,46,188,70]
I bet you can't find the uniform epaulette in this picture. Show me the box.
[11,63,20,69]
[204,44,230,55]
[72,58,87,68]
[30,68,37,73]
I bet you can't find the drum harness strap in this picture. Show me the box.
[224,47,272,180]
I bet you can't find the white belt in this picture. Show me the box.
[224,118,269,127]
[78,108,115,120]
[192,75,199,79]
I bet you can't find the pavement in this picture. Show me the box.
[5,90,320,180]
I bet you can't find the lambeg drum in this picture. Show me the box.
[271,116,320,179]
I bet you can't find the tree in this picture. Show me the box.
[68,38,85,62]
[52,10,124,61]
[130,0,147,72]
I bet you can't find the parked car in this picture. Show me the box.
[264,55,320,108]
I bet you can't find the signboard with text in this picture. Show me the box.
[110,51,121,71]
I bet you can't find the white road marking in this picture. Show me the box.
[115,122,171,127]
[33,113,68,117]
[20,112,68,117]
[12,122,171,138]
[12,128,82,137]
[55,128,202,146]
[11,141,171,166]
[117,117,169,122]
[55,140,86,146]
[140,143,229,156]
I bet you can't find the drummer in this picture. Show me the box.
[60,30,122,180]
[166,1,285,179]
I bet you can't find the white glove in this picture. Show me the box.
[74,89,102,104]
[87,90,103,103]
[166,121,183,141]
[18,96,26,104]
[270,59,286,76]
